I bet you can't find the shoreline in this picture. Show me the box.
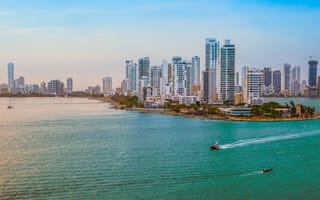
[92,97,320,122]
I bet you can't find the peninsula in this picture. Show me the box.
[95,95,320,122]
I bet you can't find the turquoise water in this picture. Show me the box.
[1,98,320,199]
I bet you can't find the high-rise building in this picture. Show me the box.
[138,57,150,80]
[48,80,64,96]
[242,66,249,103]
[121,79,129,95]
[150,66,161,96]
[204,38,219,103]
[125,60,138,92]
[281,63,291,92]
[161,60,169,85]
[172,56,182,65]
[308,59,318,88]
[318,76,320,95]
[173,58,191,96]
[273,70,281,94]
[191,56,200,86]
[168,63,173,83]
[66,77,73,94]
[202,71,209,101]
[301,80,307,95]
[8,63,14,92]
[13,76,25,89]
[13,76,25,94]
[246,68,264,105]
[235,72,239,86]
[40,81,47,95]
[102,76,112,95]
[138,76,148,101]
[220,39,235,102]
[263,67,272,87]
[291,66,301,96]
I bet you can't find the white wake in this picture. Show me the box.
[219,130,320,149]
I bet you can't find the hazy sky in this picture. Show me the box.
[0,0,319,90]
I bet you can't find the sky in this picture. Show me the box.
[0,0,320,90]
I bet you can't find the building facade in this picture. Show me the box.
[66,77,73,94]
[308,59,318,88]
[173,59,191,96]
[205,38,219,103]
[48,80,64,96]
[220,40,235,102]
[281,63,291,92]
[138,57,150,80]
[191,56,200,86]
[291,66,300,96]
[102,76,112,95]
[273,70,281,94]
[246,68,264,105]
[8,63,14,92]
[125,60,138,93]
[263,67,272,87]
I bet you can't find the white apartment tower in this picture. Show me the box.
[150,66,161,96]
[125,60,138,93]
[102,76,112,95]
[246,68,264,105]
[205,38,219,103]
[173,58,192,96]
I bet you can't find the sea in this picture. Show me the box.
[0,97,320,199]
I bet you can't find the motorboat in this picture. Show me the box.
[210,142,219,150]
[7,100,13,109]
[262,168,273,173]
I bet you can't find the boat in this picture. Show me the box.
[7,100,13,109]
[262,168,273,173]
[210,142,219,150]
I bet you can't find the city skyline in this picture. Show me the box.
[0,0,320,90]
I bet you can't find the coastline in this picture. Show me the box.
[91,96,320,122]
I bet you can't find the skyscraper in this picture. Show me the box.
[246,68,264,105]
[138,57,150,80]
[102,76,112,94]
[48,80,64,96]
[8,63,14,92]
[66,77,73,94]
[173,58,191,96]
[220,39,235,102]
[291,66,300,96]
[281,63,291,92]
[125,60,138,92]
[191,56,200,86]
[161,60,169,85]
[40,81,47,95]
[242,66,249,103]
[308,59,318,88]
[263,67,272,87]
[13,76,25,94]
[273,70,281,94]
[150,65,161,96]
[205,38,219,103]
